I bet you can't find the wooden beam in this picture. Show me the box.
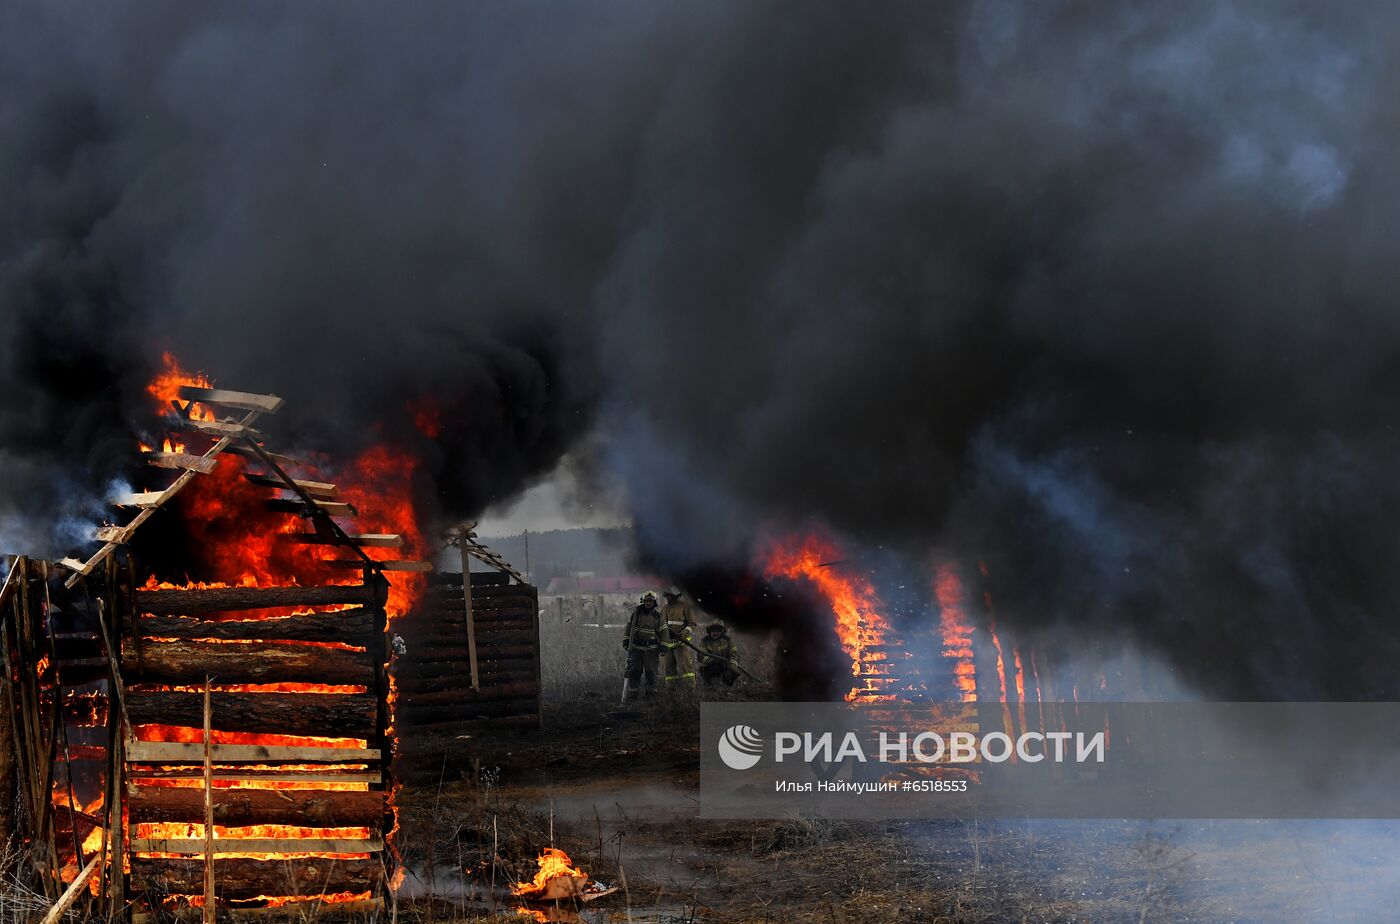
[130,857,380,901]
[122,639,373,686]
[263,498,356,517]
[222,444,299,467]
[167,417,262,440]
[146,451,218,474]
[111,491,165,508]
[39,855,99,924]
[129,787,383,827]
[243,473,336,498]
[128,837,382,855]
[126,691,378,738]
[282,533,402,548]
[137,607,374,642]
[135,583,380,615]
[92,526,130,544]
[124,740,379,763]
[323,560,432,572]
[176,387,285,414]
[129,770,379,784]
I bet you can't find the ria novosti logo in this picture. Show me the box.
[717,724,764,770]
[715,726,1106,769]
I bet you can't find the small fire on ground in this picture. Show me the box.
[512,848,589,901]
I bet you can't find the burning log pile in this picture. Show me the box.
[123,575,391,909]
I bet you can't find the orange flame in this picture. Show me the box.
[932,563,978,702]
[511,848,587,898]
[762,533,905,702]
[148,352,215,422]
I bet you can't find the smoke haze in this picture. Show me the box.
[1,2,1397,697]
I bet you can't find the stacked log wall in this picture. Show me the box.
[395,572,541,732]
[124,582,389,906]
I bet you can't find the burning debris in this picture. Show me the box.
[511,847,617,909]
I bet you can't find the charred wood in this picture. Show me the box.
[135,584,381,615]
[130,857,379,901]
[123,640,374,685]
[137,608,373,642]
[126,691,377,737]
[129,787,381,827]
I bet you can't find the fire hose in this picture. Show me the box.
[619,636,764,703]
[674,635,763,683]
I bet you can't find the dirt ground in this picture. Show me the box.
[392,687,1400,924]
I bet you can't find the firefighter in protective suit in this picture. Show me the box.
[622,592,669,699]
[697,622,740,686]
[660,590,697,686]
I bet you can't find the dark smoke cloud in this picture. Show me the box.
[2,2,1397,697]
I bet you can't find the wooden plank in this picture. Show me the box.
[122,639,373,686]
[112,491,165,508]
[124,740,379,763]
[130,857,379,901]
[167,417,262,439]
[222,443,299,467]
[282,533,402,548]
[137,607,374,642]
[264,498,356,516]
[243,473,336,498]
[135,583,380,615]
[129,837,382,855]
[147,451,219,474]
[126,691,378,738]
[136,900,382,921]
[92,526,130,544]
[39,855,98,924]
[130,787,383,827]
[129,770,379,784]
[324,559,432,572]
[176,386,285,414]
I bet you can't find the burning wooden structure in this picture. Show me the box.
[0,379,430,918]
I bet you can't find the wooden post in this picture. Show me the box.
[459,546,479,692]
[202,678,215,924]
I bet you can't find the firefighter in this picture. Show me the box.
[622,591,669,699]
[660,589,698,686]
[697,622,740,686]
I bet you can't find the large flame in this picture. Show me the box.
[933,563,978,702]
[762,533,901,702]
[148,352,215,422]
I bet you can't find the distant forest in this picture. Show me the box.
[477,527,640,583]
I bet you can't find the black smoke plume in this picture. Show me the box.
[1,2,1396,698]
